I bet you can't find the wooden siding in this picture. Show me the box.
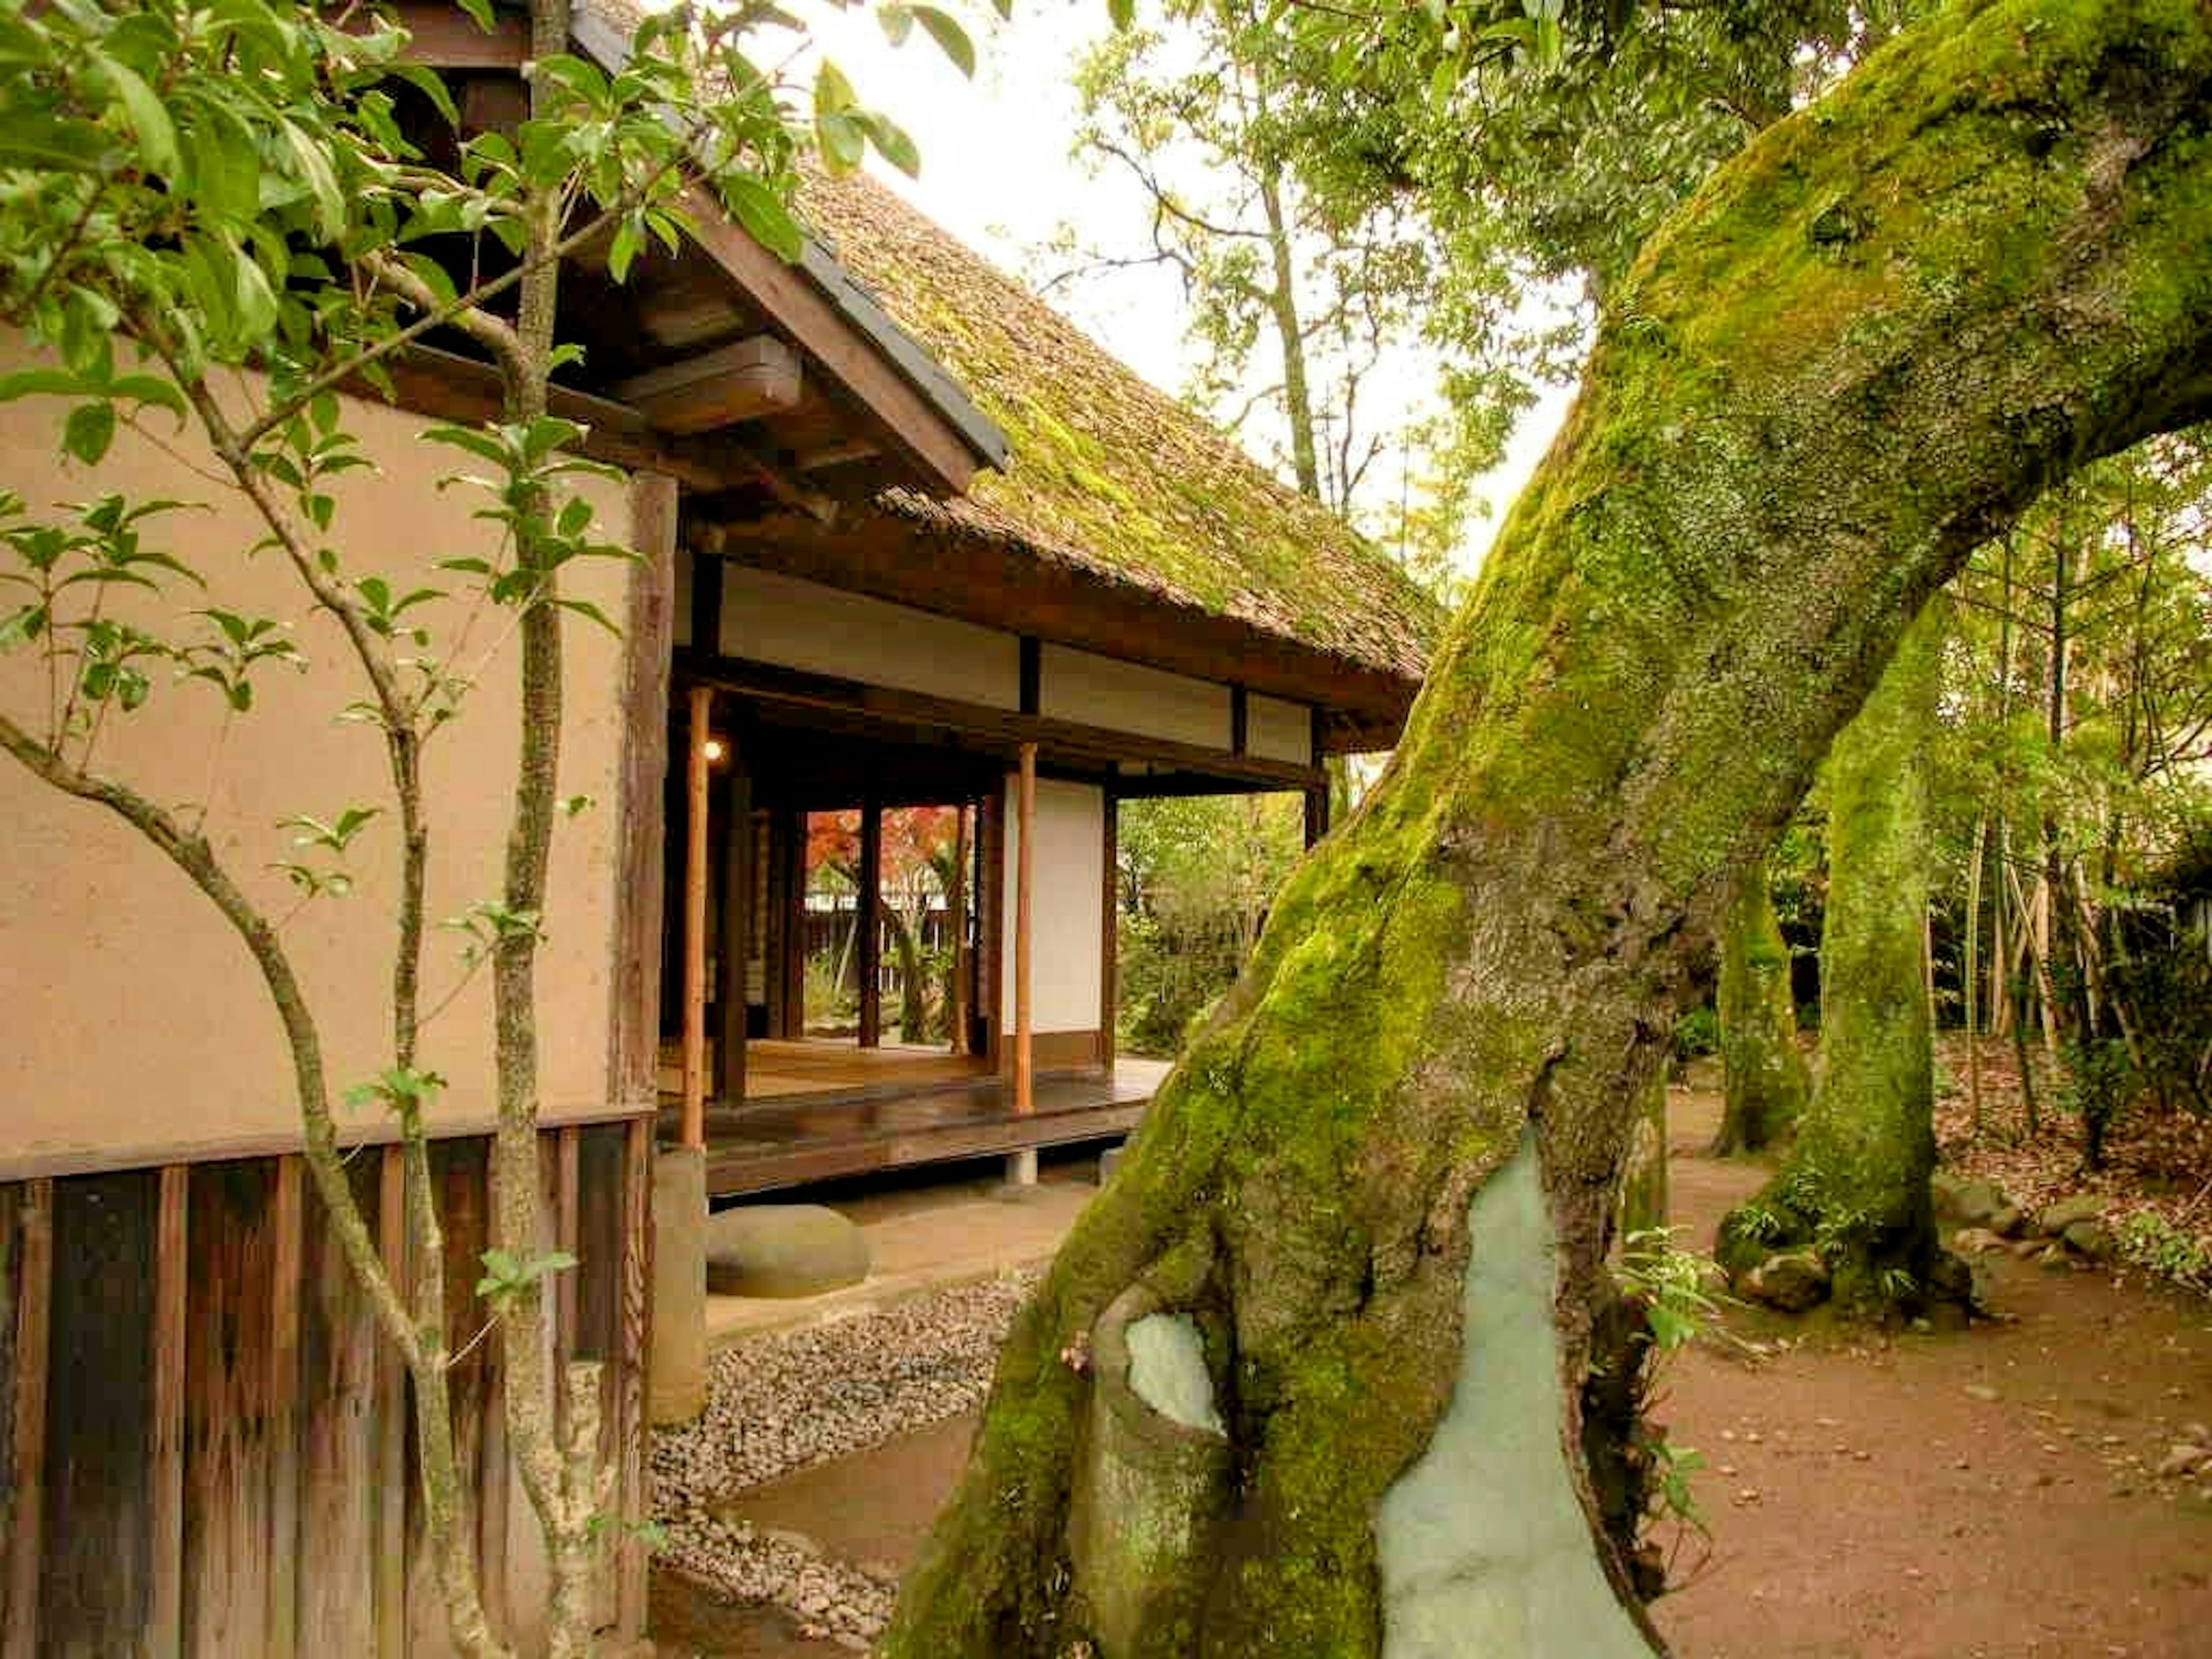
[0,1123,649,1659]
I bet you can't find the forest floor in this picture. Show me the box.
[650,1055,2212,1658]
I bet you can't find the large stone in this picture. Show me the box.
[1931,1172,2006,1229]
[704,1204,871,1299]
[2040,1194,2107,1236]
[2062,1219,2115,1263]
[1744,1250,1831,1313]
[1989,1205,2028,1239]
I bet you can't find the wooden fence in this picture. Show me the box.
[0,1117,652,1659]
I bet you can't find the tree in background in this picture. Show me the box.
[1713,862,1811,1154]
[885,6,2212,1650]
[1116,791,1302,1056]
[1721,612,1946,1310]
[1050,2,1522,590]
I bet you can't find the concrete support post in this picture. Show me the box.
[649,1147,707,1426]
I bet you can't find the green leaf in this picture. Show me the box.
[857,111,921,178]
[721,175,802,263]
[607,218,642,285]
[93,52,178,179]
[63,401,116,466]
[455,0,495,32]
[552,596,619,634]
[1107,0,1135,29]
[911,7,976,77]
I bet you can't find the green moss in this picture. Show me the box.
[1714,863,1810,1155]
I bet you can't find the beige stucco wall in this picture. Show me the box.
[716,563,1021,709]
[1038,643,1232,751]
[1248,691,1314,766]
[999,777,1105,1035]
[0,344,635,1174]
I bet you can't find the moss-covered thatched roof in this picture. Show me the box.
[796,169,1442,686]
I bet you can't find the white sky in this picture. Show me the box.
[792,3,1576,574]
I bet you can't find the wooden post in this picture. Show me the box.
[857,800,884,1048]
[1015,744,1036,1118]
[948,805,969,1055]
[681,685,713,1151]
[714,731,749,1105]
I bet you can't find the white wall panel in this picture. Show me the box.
[717,564,1021,709]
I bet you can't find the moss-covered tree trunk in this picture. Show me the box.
[1720,611,1944,1309]
[885,6,2212,1654]
[1713,865,1810,1154]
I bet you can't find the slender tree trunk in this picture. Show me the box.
[1713,863,1809,1154]
[1965,813,1987,1132]
[1722,611,1944,1309]
[885,10,2212,1652]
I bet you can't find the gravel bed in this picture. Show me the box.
[652,1272,1036,1647]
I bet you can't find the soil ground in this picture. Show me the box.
[651,1082,2212,1657]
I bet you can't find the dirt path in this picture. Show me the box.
[652,1087,2212,1657]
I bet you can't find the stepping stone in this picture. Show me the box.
[705,1205,870,1298]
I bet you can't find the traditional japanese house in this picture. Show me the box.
[0,5,1437,1655]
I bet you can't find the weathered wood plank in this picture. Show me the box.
[149,1166,188,1659]
[183,1161,275,1658]
[297,1152,381,1656]
[374,1148,406,1659]
[406,1138,491,1659]
[575,1124,624,1633]
[2,1180,52,1659]
[266,1158,304,1659]
[43,1170,157,1657]
[610,473,676,1115]
[615,1117,652,1638]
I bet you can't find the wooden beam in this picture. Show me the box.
[609,474,677,1112]
[779,809,808,1041]
[682,686,714,1151]
[1014,746,1036,1117]
[677,183,983,497]
[677,651,1324,795]
[1230,685,1249,756]
[857,800,883,1049]
[613,335,802,434]
[5,1180,52,1659]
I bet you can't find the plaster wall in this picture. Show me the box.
[1247,692,1315,766]
[715,563,1021,710]
[1038,643,1231,751]
[0,342,633,1174]
[999,777,1105,1036]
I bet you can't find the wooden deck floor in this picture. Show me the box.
[687,1056,1171,1197]
[743,1039,992,1100]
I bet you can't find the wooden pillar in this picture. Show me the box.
[779,808,807,1039]
[948,804,969,1056]
[857,800,882,1048]
[713,730,749,1106]
[1304,785,1330,850]
[680,685,712,1151]
[1014,744,1036,1117]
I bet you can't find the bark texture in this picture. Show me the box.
[1719,610,1944,1307]
[1713,865,1810,1154]
[885,5,2212,1653]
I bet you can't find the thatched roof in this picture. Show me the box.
[796,169,1442,687]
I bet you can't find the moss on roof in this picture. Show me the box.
[796,168,1442,685]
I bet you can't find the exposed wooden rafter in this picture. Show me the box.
[613,335,803,435]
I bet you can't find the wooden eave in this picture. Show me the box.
[676,650,1329,794]
[689,510,1422,754]
[381,2,1005,506]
